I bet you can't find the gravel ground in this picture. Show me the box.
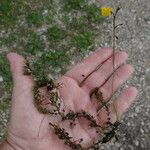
[0,0,150,149]
[95,0,150,149]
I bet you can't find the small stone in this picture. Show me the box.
[135,140,139,146]
[141,121,144,125]
[135,107,140,113]
[0,76,3,82]
[43,10,48,15]
[140,128,144,133]
[127,122,130,126]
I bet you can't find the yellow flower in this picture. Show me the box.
[101,7,113,17]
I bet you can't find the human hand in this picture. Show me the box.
[0,48,137,150]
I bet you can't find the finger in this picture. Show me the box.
[75,64,134,127]
[90,64,134,112]
[7,53,34,102]
[65,48,112,84]
[7,53,34,104]
[7,53,34,85]
[84,87,137,145]
[7,53,43,132]
[82,52,128,93]
[99,64,134,100]
[97,87,138,124]
[112,86,138,121]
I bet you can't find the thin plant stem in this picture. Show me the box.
[111,7,121,121]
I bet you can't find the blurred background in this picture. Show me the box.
[0,0,149,149]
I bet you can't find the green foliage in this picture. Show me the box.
[31,50,70,79]
[0,0,106,90]
[0,54,12,91]
[0,97,10,111]
[45,15,53,23]
[0,0,24,28]
[0,0,16,28]
[25,31,44,55]
[42,50,69,66]
[26,10,44,27]
[47,26,66,44]
[84,4,105,23]
[73,31,96,51]
[63,0,85,10]
[69,17,87,31]
[0,32,16,48]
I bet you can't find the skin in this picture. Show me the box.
[0,48,138,150]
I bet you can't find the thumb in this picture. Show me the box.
[7,52,34,90]
[7,52,34,103]
[7,53,47,137]
[7,53,29,83]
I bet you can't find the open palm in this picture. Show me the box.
[4,48,137,150]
